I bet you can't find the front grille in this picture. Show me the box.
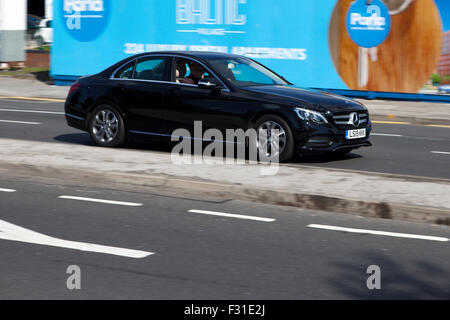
[332,111,368,128]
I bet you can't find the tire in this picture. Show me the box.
[88,105,126,148]
[253,114,295,163]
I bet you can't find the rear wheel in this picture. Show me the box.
[88,105,126,147]
[254,115,294,163]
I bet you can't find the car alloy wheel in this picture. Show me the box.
[257,121,287,159]
[89,105,126,147]
[254,114,294,163]
[92,109,119,143]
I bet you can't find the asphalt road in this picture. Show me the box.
[0,98,449,179]
[0,177,449,299]
[0,98,449,299]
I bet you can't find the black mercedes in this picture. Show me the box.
[65,51,372,162]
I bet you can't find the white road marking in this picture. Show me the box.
[0,188,16,193]
[188,209,276,222]
[431,151,450,155]
[0,219,153,258]
[58,196,143,207]
[372,134,447,142]
[371,133,403,137]
[0,119,41,125]
[0,108,64,115]
[307,224,449,242]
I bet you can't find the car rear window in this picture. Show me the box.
[115,62,135,79]
[134,58,166,81]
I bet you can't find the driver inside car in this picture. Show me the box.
[176,59,219,86]
[187,62,206,84]
[175,61,195,84]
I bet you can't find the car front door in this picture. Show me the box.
[164,57,248,141]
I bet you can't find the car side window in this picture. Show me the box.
[115,62,135,79]
[230,63,275,85]
[174,58,220,86]
[134,58,167,81]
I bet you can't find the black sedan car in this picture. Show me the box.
[65,51,372,162]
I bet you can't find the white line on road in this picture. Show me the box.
[58,196,143,207]
[431,151,450,155]
[371,133,403,137]
[188,209,276,222]
[0,219,153,258]
[0,188,16,193]
[0,108,64,115]
[0,119,41,125]
[307,224,449,242]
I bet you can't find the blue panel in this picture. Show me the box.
[51,0,450,103]
[51,0,346,90]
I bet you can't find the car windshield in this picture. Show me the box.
[206,57,289,87]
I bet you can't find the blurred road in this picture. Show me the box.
[0,178,449,299]
[0,98,449,299]
[0,98,449,179]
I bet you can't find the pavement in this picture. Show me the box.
[0,77,69,101]
[1,135,449,225]
[1,77,450,126]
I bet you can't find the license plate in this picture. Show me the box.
[346,128,366,139]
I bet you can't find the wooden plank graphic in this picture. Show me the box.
[329,0,442,93]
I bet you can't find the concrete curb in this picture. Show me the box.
[1,161,449,226]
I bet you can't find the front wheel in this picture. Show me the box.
[254,115,295,163]
[88,105,126,147]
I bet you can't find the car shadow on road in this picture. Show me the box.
[292,152,363,164]
[53,133,177,154]
[327,251,450,299]
[53,133,364,164]
[53,133,94,146]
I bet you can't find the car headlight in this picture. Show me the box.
[295,108,328,124]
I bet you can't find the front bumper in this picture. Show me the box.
[294,120,373,154]
[299,139,372,154]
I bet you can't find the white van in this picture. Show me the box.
[35,19,53,46]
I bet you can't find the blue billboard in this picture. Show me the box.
[52,0,450,99]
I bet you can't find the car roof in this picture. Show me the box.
[100,51,253,80]
[132,51,246,60]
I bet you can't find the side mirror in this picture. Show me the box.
[198,81,218,89]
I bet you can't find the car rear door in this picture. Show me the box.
[117,56,172,136]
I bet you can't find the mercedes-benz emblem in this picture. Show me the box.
[349,112,360,127]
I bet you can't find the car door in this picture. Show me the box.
[116,56,172,136]
[164,57,248,140]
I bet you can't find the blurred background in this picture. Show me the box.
[1,0,450,98]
